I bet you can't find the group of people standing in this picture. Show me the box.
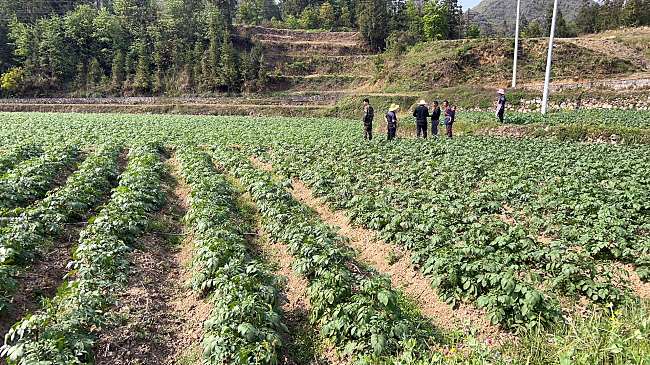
[412,99,455,138]
[362,89,506,141]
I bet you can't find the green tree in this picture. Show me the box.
[318,2,335,29]
[423,0,449,41]
[0,21,14,74]
[133,48,150,93]
[63,5,98,65]
[622,0,644,27]
[444,0,461,39]
[574,0,600,34]
[358,0,389,52]
[598,0,624,30]
[239,1,256,24]
[338,6,352,28]
[467,23,480,38]
[404,1,424,41]
[522,19,541,38]
[110,50,125,92]
[87,57,103,87]
[299,6,319,29]
[0,67,25,96]
[544,4,574,38]
[92,8,125,71]
[285,14,300,28]
[219,32,240,92]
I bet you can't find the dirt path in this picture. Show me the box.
[93,157,211,365]
[0,228,80,343]
[253,225,325,365]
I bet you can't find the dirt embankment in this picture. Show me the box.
[559,38,650,70]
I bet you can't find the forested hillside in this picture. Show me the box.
[0,0,649,98]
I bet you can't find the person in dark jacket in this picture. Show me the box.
[413,100,429,138]
[386,104,399,141]
[496,88,506,123]
[362,98,374,140]
[443,100,454,138]
[430,100,441,136]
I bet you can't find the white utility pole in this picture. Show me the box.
[512,0,521,88]
[542,0,559,114]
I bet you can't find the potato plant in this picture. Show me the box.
[0,142,121,316]
[211,145,432,361]
[236,124,648,331]
[1,142,165,364]
[0,143,43,175]
[0,145,80,213]
[176,145,287,365]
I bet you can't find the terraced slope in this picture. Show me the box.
[234,25,373,91]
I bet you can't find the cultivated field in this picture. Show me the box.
[0,112,649,364]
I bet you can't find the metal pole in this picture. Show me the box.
[542,0,558,114]
[512,0,521,88]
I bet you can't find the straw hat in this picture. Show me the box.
[498,88,505,94]
[389,103,400,111]
[418,100,427,105]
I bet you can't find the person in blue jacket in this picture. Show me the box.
[386,104,399,141]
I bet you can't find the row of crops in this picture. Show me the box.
[0,112,649,363]
[227,123,650,330]
[462,109,650,129]
[0,140,458,364]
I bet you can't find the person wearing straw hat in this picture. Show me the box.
[413,99,430,138]
[386,103,399,141]
[496,88,507,123]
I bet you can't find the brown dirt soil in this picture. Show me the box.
[93,158,211,365]
[559,38,650,70]
[254,229,322,365]
[0,228,80,344]
[614,262,650,299]
[234,26,366,49]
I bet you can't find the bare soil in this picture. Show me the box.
[93,158,211,365]
[234,26,366,49]
[614,262,650,299]
[0,228,80,343]
[560,37,650,70]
